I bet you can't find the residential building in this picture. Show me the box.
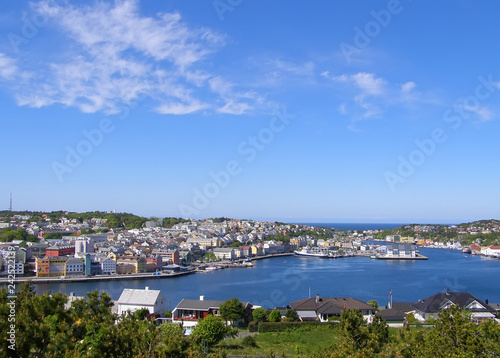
[172,296,253,334]
[290,295,374,323]
[412,290,496,323]
[117,287,166,316]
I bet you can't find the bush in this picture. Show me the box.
[248,320,259,333]
[241,335,258,347]
[268,309,281,322]
[258,321,338,333]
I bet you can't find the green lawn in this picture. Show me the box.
[219,325,341,357]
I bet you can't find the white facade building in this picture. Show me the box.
[75,238,95,258]
[117,287,166,316]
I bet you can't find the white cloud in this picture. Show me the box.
[0,54,18,80]
[156,101,208,115]
[329,72,386,96]
[3,0,263,116]
[267,59,315,77]
[401,81,416,94]
[460,103,493,122]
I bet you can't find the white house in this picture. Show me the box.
[482,246,500,257]
[412,290,496,323]
[117,287,166,317]
[290,295,374,323]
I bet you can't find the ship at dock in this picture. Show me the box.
[294,247,328,258]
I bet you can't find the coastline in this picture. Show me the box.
[0,253,294,285]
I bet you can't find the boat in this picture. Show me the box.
[462,247,471,254]
[370,255,377,259]
[294,248,328,258]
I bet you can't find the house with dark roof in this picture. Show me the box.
[172,296,253,334]
[412,290,496,322]
[289,294,374,323]
[378,302,415,327]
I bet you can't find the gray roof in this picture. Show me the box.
[175,299,224,310]
[390,302,415,313]
[174,298,251,311]
[412,291,495,314]
[377,308,407,322]
[290,297,373,313]
[118,288,164,306]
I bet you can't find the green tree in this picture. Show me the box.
[132,307,150,321]
[268,309,281,322]
[368,314,389,352]
[219,297,244,325]
[423,305,493,357]
[190,314,234,348]
[252,307,268,322]
[284,309,298,322]
[367,300,379,312]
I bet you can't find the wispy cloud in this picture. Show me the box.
[267,59,315,77]
[0,0,265,116]
[458,102,493,122]
[0,54,18,80]
[322,71,442,130]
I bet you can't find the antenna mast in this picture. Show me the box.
[9,193,12,212]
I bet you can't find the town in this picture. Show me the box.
[0,212,499,280]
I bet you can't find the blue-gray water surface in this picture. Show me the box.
[35,247,500,309]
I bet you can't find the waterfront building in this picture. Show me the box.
[240,246,251,257]
[251,244,264,256]
[64,258,84,276]
[385,244,416,258]
[412,290,496,323]
[213,247,236,260]
[117,256,147,273]
[117,287,166,316]
[151,249,179,265]
[290,295,374,323]
[116,263,135,274]
[99,257,116,275]
[35,257,67,277]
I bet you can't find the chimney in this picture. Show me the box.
[315,294,320,304]
[200,295,204,301]
[446,288,450,295]
[145,286,149,290]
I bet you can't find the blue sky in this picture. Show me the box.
[1,0,499,223]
